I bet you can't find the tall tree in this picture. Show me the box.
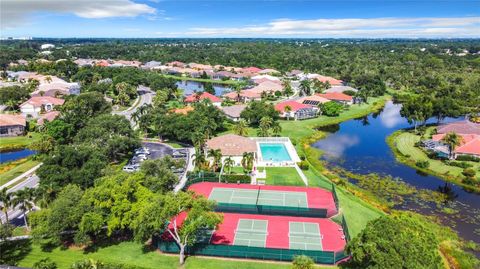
[233,119,248,136]
[0,189,13,224]
[13,188,35,230]
[441,132,464,159]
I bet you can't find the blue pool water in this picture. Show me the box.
[259,143,291,162]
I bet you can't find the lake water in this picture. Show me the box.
[175,80,232,96]
[0,148,36,164]
[312,101,480,245]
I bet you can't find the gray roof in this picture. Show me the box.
[221,104,247,118]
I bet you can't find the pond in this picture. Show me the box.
[175,80,232,96]
[0,148,36,164]
[312,101,480,245]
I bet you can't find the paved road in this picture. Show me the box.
[0,175,39,225]
[113,85,154,125]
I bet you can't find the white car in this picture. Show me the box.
[123,166,136,172]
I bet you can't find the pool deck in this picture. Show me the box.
[252,137,301,166]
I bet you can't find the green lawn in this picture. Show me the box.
[262,167,304,186]
[388,130,480,192]
[0,158,40,186]
[13,241,333,269]
[0,132,41,151]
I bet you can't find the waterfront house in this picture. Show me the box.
[275,100,318,120]
[0,114,26,137]
[317,92,353,105]
[185,92,222,107]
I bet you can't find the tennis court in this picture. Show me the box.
[289,221,323,250]
[208,187,309,208]
[233,219,268,247]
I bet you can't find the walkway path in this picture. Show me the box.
[174,147,195,193]
[293,164,309,186]
[1,163,42,189]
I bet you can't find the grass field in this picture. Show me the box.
[13,241,333,269]
[0,132,41,151]
[388,130,480,192]
[262,167,304,186]
[0,158,40,186]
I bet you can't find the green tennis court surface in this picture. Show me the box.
[208,187,308,207]
[233,219,268,247]
[289,222,323,251]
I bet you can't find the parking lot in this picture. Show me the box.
[123,142,189,173]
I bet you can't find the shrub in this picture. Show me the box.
[462,168,476,179]
[456,155,480,162]
[292,255,314,269]
[222,174,251,183]
[415,160,430,169]
[445,161,473,169]
[33,258,57,269]
[297,161,310,170]
[343,90,356,96]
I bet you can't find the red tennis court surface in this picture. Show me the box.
[163,212,346,252]
[188,182,338,217]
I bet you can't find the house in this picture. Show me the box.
[32,81,80,97]
[295,95,331,106]
[431,133,480,158]
[20,96,65,118]
[213,71,236,80]
[184,92,222,107]
[223,89,261,102]
[221,104,246,122]
[317,92,353,105]
[258,68,280,75]
[95,60,111,67]
[251,74,281,82]
[167,61,186,68]
[242,67,262,74]
[205,134,257,165]
[74,58,94,67]
[306,74,343,86]
[37,111,60,125]
[437,121,480,135]
[142,61,162,69]
[325,86,358,94]
[188,63,213,71]
[0,114,26,137]
[275,100,318,120]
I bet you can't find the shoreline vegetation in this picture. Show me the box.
[386,130,480,193]
[0,132,41,152]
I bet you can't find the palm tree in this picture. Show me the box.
[223,157,235,174]
[258,117,272,137]
[234,119,249,136]
[192,151,207,170]
[233,84,243,103]
[44,76,52,84]
[272,121,282,137]
[284,105,292,120]
[282,79,293,96]
[4,100,17,112]
[0,189,13,224]
[441,132,464,159]
[241,152,255,174]
[207,149,222,172]
[34,183,57,208]
[13,188,35,230]
[299,79,312,96]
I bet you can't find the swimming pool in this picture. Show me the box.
[259,143,292,162]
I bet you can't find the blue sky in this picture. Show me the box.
[1,0,479,38]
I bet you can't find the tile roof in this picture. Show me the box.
[206,134,257,156]
[172,106,194,115]
[437,121,480,135]
[295,95,331,105]
[37,111,60,125]
[221,104,246,118]
[325,86,358,93]
[432,133,480,156]
[184,92,222,103]
[275,100,313,112]
[20,96,65,108]
[0,114,26,127]
[308,75,343,86]
[317,92,353,102]
[242,67,262,73]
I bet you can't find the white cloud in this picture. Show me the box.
[185,17,480,38]
[1,0,156,29]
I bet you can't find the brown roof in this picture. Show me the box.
[0,114,26,127]
[20,96,65,108]
[437,121,480,135]
[221,104,246,118]
[37,111,60,125]
[206,134,257,156]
